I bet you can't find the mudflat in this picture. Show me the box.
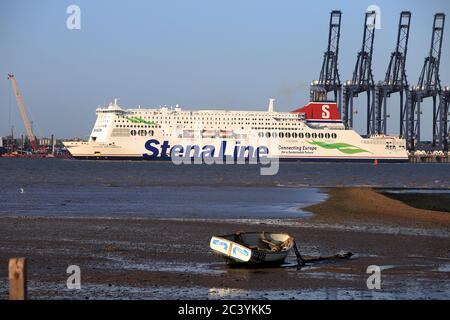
[0,188,448,299]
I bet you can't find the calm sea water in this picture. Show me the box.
[0,158,449,218]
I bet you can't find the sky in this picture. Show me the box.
[0,0,449,139]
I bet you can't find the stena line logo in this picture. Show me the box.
[143,139,269,163]
[322,105,330,119]
[142,139,280,176]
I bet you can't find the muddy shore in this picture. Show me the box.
[0,188,449,299]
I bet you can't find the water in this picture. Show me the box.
[1,158,449,218]
[0,185,323,218]
[3,277,448,299]
[0,158,449,189]
[380,189,450,194]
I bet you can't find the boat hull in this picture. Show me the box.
[210,233,294,266]
[69,154,408,163]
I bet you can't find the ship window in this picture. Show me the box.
[319,133,324,139]
[265,132,271,138]
[299,133,304,138]
[130,130,137,136]
[292,132,297,138]
[258,132,264,138]
[331,133,337,139]
[273,132,278,138]
[305,133,311,138]
[325,133,330,139]
[279,132,284,138]
[285,132,291,138]
[312,133,317,139]
[139,130,147,136]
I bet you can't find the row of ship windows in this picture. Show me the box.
[120,117,287,122]
[175,121,285,126]
[130,130,155,137]
[116,118,295,126]
[258,132,338,139]
[116,125,161,128]
[125,115,287,121]
[126,129,337,139]
[252,127,302,130]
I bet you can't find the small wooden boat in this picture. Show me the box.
[210,232,294,265]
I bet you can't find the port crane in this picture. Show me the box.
[310,10,342,109]
[406,13,445,151]
[7,74,36,151]
[437,86,450,152]
[375,11,411,135]
[342,10,377,134]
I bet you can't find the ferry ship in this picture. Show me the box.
[63,99,409,162]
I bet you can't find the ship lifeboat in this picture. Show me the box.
[182,130,195,138]
[219,130,234,138]
[201,130,218,138]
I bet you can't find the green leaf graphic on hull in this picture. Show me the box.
[126,117,157,125]
[308,140,371,154]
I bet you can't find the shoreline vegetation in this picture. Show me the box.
[0,187,448,299]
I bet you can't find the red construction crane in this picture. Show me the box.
[7,74,36,151]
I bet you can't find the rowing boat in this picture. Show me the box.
[210,232,294,265]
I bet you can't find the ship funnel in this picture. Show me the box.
[268,98,275,112]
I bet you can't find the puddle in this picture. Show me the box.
[97,254,225,275]
[435,264,450,272]
[10,281,449,300]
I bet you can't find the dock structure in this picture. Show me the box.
[406,13,446,152]
[375,11,411,136]
[409,154,450,163]
[342,10,377,134]
[312,10,448,159]
[310,10,342,110]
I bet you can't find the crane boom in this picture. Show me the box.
[7,74,36,151]
[310,10,342,106]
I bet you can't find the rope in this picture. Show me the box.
[292,240,305,270]
[292,240,352,270]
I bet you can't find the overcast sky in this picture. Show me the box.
[1,0,449,139]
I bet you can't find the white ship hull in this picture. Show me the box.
[64,99,409,162]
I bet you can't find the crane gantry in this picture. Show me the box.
[406,13,446,151]
[310,10,342,109]
[375,11,411,136]
[342,10,377,134]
